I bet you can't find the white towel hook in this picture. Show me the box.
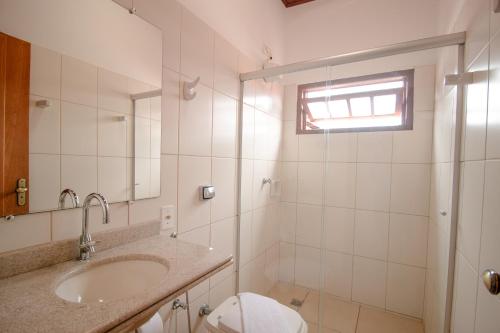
[183,76,200,100]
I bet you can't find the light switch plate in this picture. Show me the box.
[161,205,176,230]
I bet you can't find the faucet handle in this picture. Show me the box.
[79,240,98,252]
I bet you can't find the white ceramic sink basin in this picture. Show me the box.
[55,256,169,303]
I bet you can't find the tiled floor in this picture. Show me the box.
[267,282,424,333]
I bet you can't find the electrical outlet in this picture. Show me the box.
[161,205,176,230]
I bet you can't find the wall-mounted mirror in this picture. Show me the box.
[0,0,162,217]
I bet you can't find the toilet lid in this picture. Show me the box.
[204,295,306,333]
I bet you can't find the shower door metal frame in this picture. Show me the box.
[235,32,467,333]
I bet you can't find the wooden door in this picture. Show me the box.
[0,32,30,216]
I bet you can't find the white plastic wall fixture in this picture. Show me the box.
[183,77,200,101]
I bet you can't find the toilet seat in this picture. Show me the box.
[204,295,307,333]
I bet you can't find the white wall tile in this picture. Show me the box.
[386,263,426,318]
[134,115,151,159]
[280,202,296,243]
[478,160,500,280]
[486,31,500,159]
[297,162,324,205]
[210,217,236,258]
[98,157,127,202]
[283,84,298,121]
[270,83,284,119]
[214,35,239,99]
[389,213,428,267]
[29,97,60,154]
[98,109,127,157]
[212,92,237,158]
[150,120,161,159]
[325,162,356,208]
[463,49,489,161]
[240,159,253,213]
[352,256,387,308]
[29,154,60,212]
[239,211,252,267]
[252,160,270,209]
[451,253,478,333]
[61,102,98,155]
[282,121,298,161]
[457,161,485,270]
[134,158,150,199]
[323,251,353,300]
[97,69,131,114]
[255,80,273,114]
[295,245,321,289]
[298,134,325,162]
[251,207,268,257]
[211,158,236,222]
[413,65,436,111]
[179,81,213,156]
[178,225,210,247]
[254,110,281,160]
[393,111,433,163]
[160,154,178,206]
[209,274,235,308]
[238,55,256,99]
[280,162,298,203]
[463,0,490,69]
[30,45,61,99]
[354,210,389,261]
[357,132,393,163]
[356,163,391,211]
[323,207,355,254]
[180,9,214,87]
[162,68,180,155]
[326,132,357,162]
[279,242,295,283]
[390,163,430,215]
[0,213,51,253]
[61,56,97,107]
[150,158,161,198]
[296,204,322,247]
[241,104,255,159]
[61,155,97,199]
[177,156,211,233]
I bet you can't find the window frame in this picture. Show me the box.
[296,69,414,134]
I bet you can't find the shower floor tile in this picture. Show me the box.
[266,282,424,333]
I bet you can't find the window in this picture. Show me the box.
[297,69,414,134]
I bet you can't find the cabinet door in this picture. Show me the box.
[0,32,30,216]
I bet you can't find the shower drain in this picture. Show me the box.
[290,298,303,307]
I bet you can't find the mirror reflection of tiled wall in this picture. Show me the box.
[29,44,161,212]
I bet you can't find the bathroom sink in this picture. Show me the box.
[55,256,169,303]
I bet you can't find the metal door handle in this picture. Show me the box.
[482,269,500,295]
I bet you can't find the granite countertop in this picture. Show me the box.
[0,234,233,333]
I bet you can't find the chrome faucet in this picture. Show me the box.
[79,193,110,261]
[58,189,80,209]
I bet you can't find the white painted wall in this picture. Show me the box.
[284,0,441,63]
[0,0,162,86]
[176,0,287,64]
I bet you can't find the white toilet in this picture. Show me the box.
[204,295,307,333]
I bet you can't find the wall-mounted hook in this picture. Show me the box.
[183,77,200,101]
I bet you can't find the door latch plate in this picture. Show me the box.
[16,178,27,206]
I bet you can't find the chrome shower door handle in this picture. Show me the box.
[482,269,500,295]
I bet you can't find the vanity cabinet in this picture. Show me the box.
[0,32,30,216]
